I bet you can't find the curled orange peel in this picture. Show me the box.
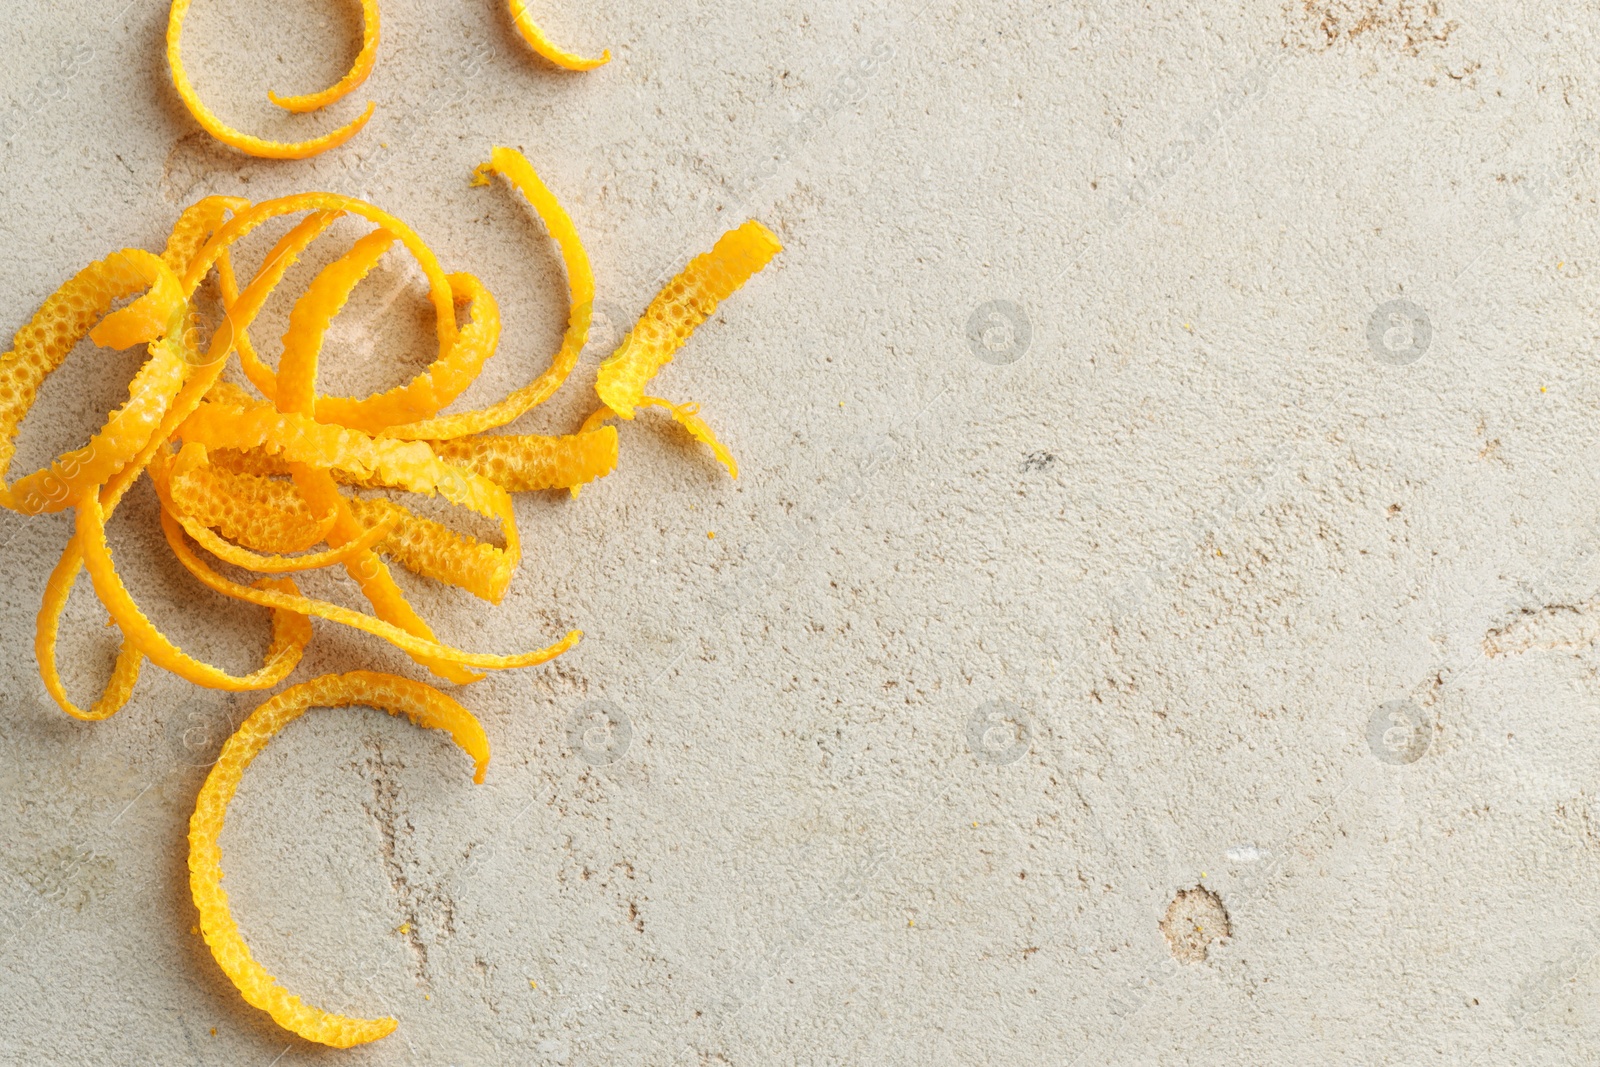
[379,146,593,441]
[268,0,381,113]
[189,671,487,1048]
[277,227,399,412]
[167,0,376,159]
[0,248,188,515]
[312,272,501,433]
[507,0,610,71]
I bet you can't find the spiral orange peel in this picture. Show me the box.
[268,0,381,114]
[167,0,376,159]
[189,671,488,1048]
[378,145,593,441]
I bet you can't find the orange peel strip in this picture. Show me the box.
[268,0,381,113]
[167,0,375,159]
[347,496,511,602]
[258,226,498,436]
[507,0,610,71]
[208,210,345,375]
[378,147,592,440]
[176,509,393,574]
[30,198,257,721]
[0,248,188,514]
[190,671,487,1048]
[311,272,501,433]
[641,396,738,478]
[43,303,311,713]
[276,227,398,412]
[77,493,312,691]
[162,195,252,275]
[36,541,146,722]
[595,219,781,419]
[430,426,618,491]
[161,507,580,670]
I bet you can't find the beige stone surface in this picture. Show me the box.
[1,0,1599,1062]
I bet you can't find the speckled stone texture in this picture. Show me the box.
[2,0,1600,1063]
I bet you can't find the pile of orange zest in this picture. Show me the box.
[3,150,780,728]
[8,147,783,1045]
[268,0,381,113]
[189,671,487,1048]
[506,0,611,71]
[167,0,376,159]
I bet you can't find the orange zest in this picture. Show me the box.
[167,0,376,159]
[584,220,781,479]
[8,149,782,1047]
[189,671,488,1048]
[506,0,611,71]
[268,0,381,113]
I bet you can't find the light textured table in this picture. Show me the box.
[2,0,1598,1063]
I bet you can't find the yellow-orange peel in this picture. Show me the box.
[189,671,488,1048]
[595,219,781,419]
[0,248,188,515]
[167,0,376,159]
[430,426,618,491]
[268,0,381,113]
[379,146,593,440]
[507,0,610,71]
